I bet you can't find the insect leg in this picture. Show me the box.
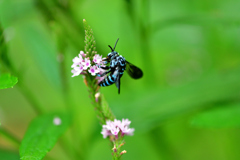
[100,66,110,70]
[102,58,110,64]
[112,67,121,94]
[115,73,120,94]
[96,69,111,77]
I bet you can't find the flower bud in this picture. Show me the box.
[112,145,117,152]
[120,150,127,155]
[95,92,100,102]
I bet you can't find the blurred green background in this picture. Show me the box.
[1,0,240,159]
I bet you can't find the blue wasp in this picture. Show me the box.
[98,38,143,94]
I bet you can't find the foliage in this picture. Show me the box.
[0,74,18,89]
[20,113,71,160]
[0,0,240,159]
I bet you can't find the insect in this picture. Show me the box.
[98,38,143,94]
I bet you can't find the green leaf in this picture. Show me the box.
[0,149,20,160]
[0,73,18,89]
[20,113,71,160]
[191,103,240,128]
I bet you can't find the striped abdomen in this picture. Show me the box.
[99,69,124,87]
[99,74,117,87]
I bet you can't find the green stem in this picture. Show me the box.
[86,73,106,124]
[83,19,124,160]
[0,127,21,148]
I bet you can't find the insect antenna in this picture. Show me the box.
[108,38,119,52]
[108,45,114,52]
[113,38,119,51]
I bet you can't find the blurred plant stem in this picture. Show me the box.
[18,83,46,114]
[36,0,84,48]
[149,127,176,160]
[0,127,20,148]
[139,0,156,84]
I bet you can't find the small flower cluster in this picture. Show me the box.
[71,51,105,78]
[101,119,134,139]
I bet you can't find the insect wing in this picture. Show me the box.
[126,61,143,79]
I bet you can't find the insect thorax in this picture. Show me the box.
[117,55,126,67]
[109,54,126,69]
[108,51,118,59]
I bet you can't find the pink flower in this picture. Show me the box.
[121,119,131,127]
[71,51,107,78]
[120,126,134,136]
[101,119,134,139]
[71,55,83,68]
[82,58,91,70]
[93,54,103,64]
[101,128,112,138]
[79,51,86,58]
[88,65,100,76]
[71,51,85,77]
[71,64,84,77]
